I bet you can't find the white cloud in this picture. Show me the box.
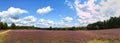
[63,16,73,22]
[17,16,37,26]
[0,7,29,26]
[39,19,45,23]
[36,17,74,28]
[37,6,53,14]
[0,7,28,19]
[47,20,54,25]
[55,21,68,27]
[66,0,120,26]
[99,0,120,17]
[1,16,37,26]
[36,19,55,27]
[0,7,75,27]
[1,16,74,28]
[22,16,36,23]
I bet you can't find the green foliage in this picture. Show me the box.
[4,23,8,30]
[0,22,4,29]
[87,16,120,30]
[10,23,16,29]
[0,21,35,30]
[0,22,9,30]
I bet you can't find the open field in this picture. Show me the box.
[1,29,120,43]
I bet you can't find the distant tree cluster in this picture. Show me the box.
[87,16,120,30]
[0,22,8,30]
[36,26,87,30]
[0,22,35,30]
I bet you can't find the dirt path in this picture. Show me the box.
[0,30,11,43]
[0,30,11,35]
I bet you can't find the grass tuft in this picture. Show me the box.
[87,39,111,43]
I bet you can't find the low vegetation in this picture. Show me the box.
[4,29,120,43]
[87,39,111,43]
[0,30,10,43]
[0,33,8,43]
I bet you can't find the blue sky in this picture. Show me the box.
[0,0,120,28]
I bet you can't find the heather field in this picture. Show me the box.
[1,29,120,43]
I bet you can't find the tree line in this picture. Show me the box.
[36,26,86,30]
[87,16,120,30]
[0,22,35,30]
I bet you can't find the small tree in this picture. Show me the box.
[49,26,52,30]
[11,23,16,29]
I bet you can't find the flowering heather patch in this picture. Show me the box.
[4,29,120,43]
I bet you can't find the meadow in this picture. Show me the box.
[0,29,119,43]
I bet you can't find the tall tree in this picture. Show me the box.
[3,22,8,30]
[11,23,16,29]
[0,22,4,29]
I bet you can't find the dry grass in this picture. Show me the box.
[87,39,111,43]
[0,30,11,43]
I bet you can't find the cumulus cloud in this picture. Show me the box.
[0,7,30,26]
[1,15,37,26]
[0,7,28,19]
[34,19,54,28]
[65,0,120,26]
[38,19,53,24]
[36,16,73,28]
[22,16,36,23]
[99,0,120,17]
[17,16,37,26]
[74,0,99,25]
[37,6,53,14]
[63,16,73,22]
[0,7,74,27]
